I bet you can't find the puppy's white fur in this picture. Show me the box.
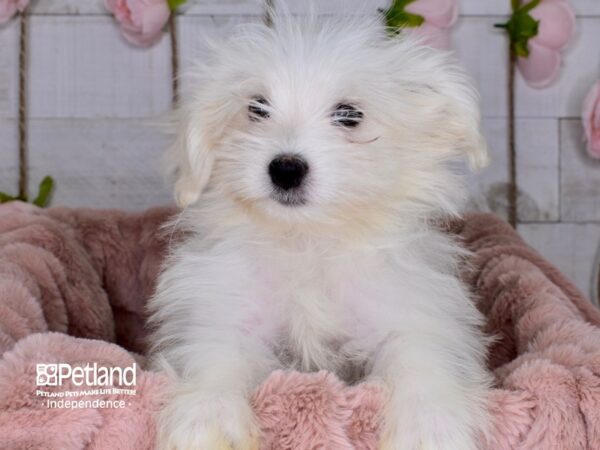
[149,12,491,450]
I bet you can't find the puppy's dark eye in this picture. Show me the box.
[332,103,363,128]
[248,96,270,121]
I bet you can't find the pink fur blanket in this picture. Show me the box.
[1,202,600,450]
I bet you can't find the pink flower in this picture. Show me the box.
[405,0,459,50]
[583,81,600,159]
[105,0,170,47]
[0,0,29,24]
[517,0,576,89]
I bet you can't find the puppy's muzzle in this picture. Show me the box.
[269,154,309,191]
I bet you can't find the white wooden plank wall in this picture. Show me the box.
[1,0,600,302]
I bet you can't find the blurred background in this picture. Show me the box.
[0,0,599,302]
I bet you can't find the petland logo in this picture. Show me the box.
[36,363,137,387]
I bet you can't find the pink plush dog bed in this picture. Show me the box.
[1,203,600,450]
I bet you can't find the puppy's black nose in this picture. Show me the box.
[268,154,309,191]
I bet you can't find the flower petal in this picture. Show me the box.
[121,27,161,47]
[589,135,600,159]
[107,0,131,24]
[517,41,561,89]
[595,96,600,130]
[16,0,29,11]
[582,81,600,158]
[0,2,18,24]
[104,0,117,12]
[582,82,600,141]
[530,0,576,50]
[587,127,600,158]
[108,0,169,47]
[140,2,170,37]
[405,0,458,29]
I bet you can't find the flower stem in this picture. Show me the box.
[508,49,518,228]
[169,13,179,106]
[18,10,29,201]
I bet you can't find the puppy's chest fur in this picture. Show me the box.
[251,246,383,378]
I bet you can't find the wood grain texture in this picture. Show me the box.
[177,15,262,94]
[28,0,106,15]
[452,17,508,118]
[520,223,600,302]
[466,118,559,222]
[28,0,264,16]
[0,20,19,119]
[24,0,600,17]
[560,119,600,222]
[275,0,600,18]
[274,0,389,15]
[28,119,172,209]
[570,0,600,16]
[515,119,560,221]
[460,0,600,16]
[28,16,172,119]
[460,1,509,16]
[182,0,264,16]
[0,120,18,198]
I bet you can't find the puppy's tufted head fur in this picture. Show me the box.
[167,14,487,235]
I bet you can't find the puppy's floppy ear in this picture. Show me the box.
[166,105,216,208]
[394,39,489,171]
[429,54,490,172]
[462,128,489,172]
[440,74,489,172]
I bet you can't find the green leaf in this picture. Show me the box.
[167,0,187,11]
[384,0,425,31]
[32,176,54,207]
[514,41,530,58]
[496,0,541,58]
[0,192,17,203]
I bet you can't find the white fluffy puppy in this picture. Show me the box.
[149,12,491,450]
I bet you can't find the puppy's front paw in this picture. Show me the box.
[156,393,259,450]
